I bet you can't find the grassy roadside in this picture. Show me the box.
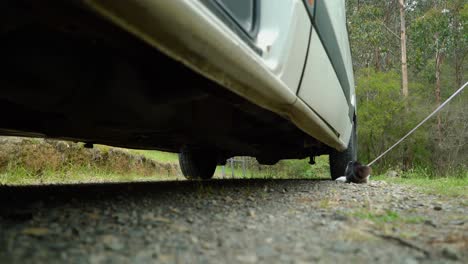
[0,169,178,185]
[373,175,468,198]
[127,148,331,180]
[0,137,182,185]
[1,137,466,194]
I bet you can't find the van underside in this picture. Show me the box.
[0,0,331,164]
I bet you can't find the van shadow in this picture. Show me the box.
[0,178,329,219]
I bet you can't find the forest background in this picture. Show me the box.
[347,0,467,176]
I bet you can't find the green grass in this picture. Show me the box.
[353,210,400,223]
[109,148,331,180]
[94,145,179,164]
[0,166,178,185]
[124,149,179,163]
[373,173,468,198]
[351,210,426,224]
[3,139,466,191]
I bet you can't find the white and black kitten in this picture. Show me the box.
[335,161,372,184]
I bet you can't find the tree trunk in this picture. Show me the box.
[374,48,381,71]
[399,0,408,97]
[435,49,444,143]
[452,8,463,88]
[455,54,463,88]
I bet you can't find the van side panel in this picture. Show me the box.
[314,0,355,107]
[298,27,351,143]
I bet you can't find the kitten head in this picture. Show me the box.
[346,161,372,184]
[355,164,372,183]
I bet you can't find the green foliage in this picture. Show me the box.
[348,0,467,176]
[410,6,451,72]
[347,2,398,70]
[356,69,405,165]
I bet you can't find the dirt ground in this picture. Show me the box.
[0,179,466,263]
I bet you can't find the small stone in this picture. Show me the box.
[256,245,275,257]
[403,257,419,264]
[224,196,233,202]
[424,220,437,228]
[168,207,180,214]
[49,242,67,250]
[153,217,171,223]
[201,241,215,249]
[87,212,100,220]
[442,247,460,260]
[247,196,255,202]
[135,250,153,263]
[332,241,353,253]
[248,209,256,218]
[171,224,189,233]
[141,212,156,221]
[236,255,258,263]
[448,220,464,226]
[279,254,293,262]
[190,235,199,244]
[157,254,175,263]
[89,254,107,264]
[114,213,129,224]
[332,213,348,221]
[101,235,124,251]
[246,224,256,229]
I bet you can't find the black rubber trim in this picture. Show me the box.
[200,0,262,55]
[302,0,316,20]
[214,0,260,38]
[296,25,313,96]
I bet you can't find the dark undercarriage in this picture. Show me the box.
[0,0,331,164]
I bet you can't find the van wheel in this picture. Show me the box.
[178,147,217,180]
[329,122,357,180]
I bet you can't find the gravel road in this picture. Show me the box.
[0,179,466,263]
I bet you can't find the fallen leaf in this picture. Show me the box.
[169,207,180,214]
[87,212,100,220]
[22,227,49,236]
[171,224,189,233]
[153,217,171,223]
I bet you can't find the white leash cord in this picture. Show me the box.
[367,81,468,167]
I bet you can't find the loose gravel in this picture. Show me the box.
[0,179,466,263]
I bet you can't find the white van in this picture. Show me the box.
[0,0,356,180]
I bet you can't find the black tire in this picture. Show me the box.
[329,122,357,180]
[178,148,217,180]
